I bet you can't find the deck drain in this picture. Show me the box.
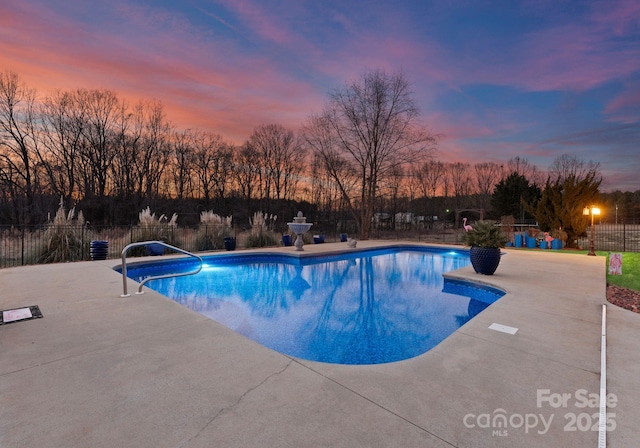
[488,323,518,335]
[1,306,43,325]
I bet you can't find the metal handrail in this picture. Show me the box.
[121,241,203,297]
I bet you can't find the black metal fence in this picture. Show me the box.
[1,220,639,269]
[371,220,640,253]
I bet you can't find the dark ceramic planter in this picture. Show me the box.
[146,243,165,256]
[224,237,236,251]
[90,240,109,261]
[469,246,502,275]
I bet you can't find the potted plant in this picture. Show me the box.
[462,220,508,275]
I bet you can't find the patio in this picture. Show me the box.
[1,242,639,447]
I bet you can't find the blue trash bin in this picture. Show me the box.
[551,238,563,250]
[514,234,523,248]
[526,236,537,248]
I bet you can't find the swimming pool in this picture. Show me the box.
[122,246,504,365]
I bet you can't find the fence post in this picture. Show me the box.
[623,221,626,252]
[82,223,86,260]
[21,226,25,266]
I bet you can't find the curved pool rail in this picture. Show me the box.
[120,241,203,297]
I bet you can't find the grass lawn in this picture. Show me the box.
[606,252,640,292]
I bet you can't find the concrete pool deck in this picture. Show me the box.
[1,241,639,447]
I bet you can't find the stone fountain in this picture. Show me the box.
[287,211,312,251]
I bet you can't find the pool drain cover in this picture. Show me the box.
[488,323,518,335]
[1,305,43,325]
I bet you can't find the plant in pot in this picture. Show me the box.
[462,220,508,275]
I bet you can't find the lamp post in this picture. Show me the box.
[583,206,601,256]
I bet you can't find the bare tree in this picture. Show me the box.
[474,162,503,211]
[171,129,196,200]
[507,156,542,185]
[248,124,306,203]
[192,131,232,207]
[412,160,445,199]
[384,165,409,229]
[38,89,87,203]
[549,153,601,184]
[309,151,345,221]
[233,142,262,210]
[77,89,120,199]
[135,100,172,199]
[447,162,473,209]
[111,99,141,201]
[0,71,40,223]
[302,70,437,239]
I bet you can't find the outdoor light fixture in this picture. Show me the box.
[583,206,601,256]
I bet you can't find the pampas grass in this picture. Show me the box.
[245,212,278,248]
[196,210,233,251]
[134,207,178,244]
[39,202,89,263]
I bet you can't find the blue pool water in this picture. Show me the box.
[123,247,504,365]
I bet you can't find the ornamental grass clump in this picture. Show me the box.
[39,202,89,263]
[196,210,233,251]
[135,206,178,244]
[245,211,278,248]
[129,207,179,257]
[462,220,508,248]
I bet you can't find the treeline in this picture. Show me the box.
[0,71,309,226]
[1,70,639,231]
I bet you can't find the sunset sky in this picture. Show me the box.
[1,0,639,192]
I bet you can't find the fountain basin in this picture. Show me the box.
[287,212,313,251]
[287,223,313,234]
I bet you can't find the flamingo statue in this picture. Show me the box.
[462,217,473,232]
[544,232,553,249]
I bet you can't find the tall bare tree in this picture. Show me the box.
[549,153,600,184]
[303,70,437,239]
[0,71,40,223]
[192,131,232,207]
[507,156,542,185]
[38,89,87,203]
[474,162,503,211]
[233,142,262,210]
[77,89,120,199]
[447,162,472,210]
[111,98,141,201]
[171,129,196,200]
[412,160,445,199]
[248,124,305,203]
[136,100,172,199]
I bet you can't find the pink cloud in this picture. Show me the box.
[604,81,640,124]
[0,0,328,143]
[222,0,296,46]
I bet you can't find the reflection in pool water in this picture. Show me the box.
[127,248,504,364]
